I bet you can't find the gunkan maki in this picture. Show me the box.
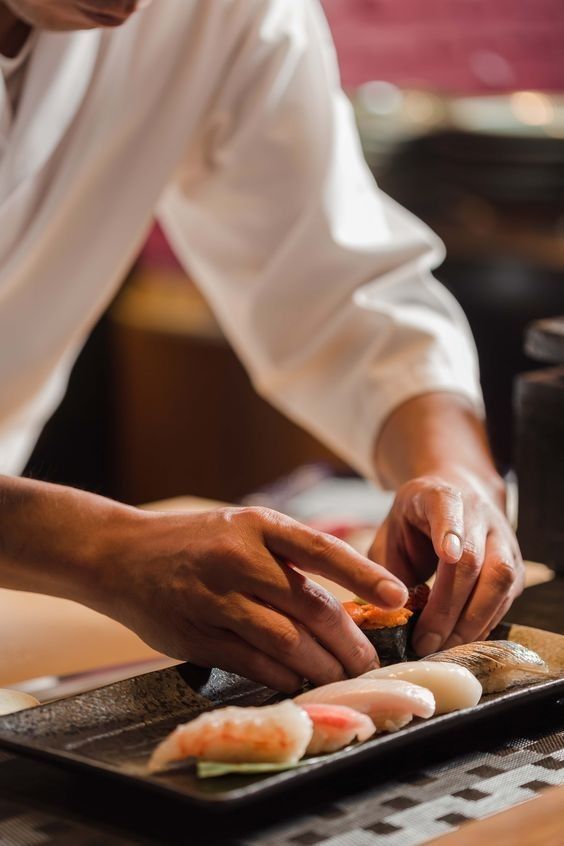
[343,584,430,666]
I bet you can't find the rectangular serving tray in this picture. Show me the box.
[0,623,562,809]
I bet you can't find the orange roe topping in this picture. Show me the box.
[342,601,412,629]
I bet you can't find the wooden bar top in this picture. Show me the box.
[428,785,564,846]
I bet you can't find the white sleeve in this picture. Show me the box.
[158,0,484,482]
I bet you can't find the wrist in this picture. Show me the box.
[79,503,154,619]
[0,475,144,612]
[373,392,505,509]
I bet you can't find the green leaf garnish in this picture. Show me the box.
[197,756,326,779]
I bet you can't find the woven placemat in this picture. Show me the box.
[239,720,564,846]
[0,717,561,846]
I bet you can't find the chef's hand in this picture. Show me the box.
[108,506,408,691]
[368,470,525,656]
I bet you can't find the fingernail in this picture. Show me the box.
[414,632,442,656]
[443,532,462,561]
[378,580,408,608]
[369,655,381,670]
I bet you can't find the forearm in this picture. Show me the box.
[373,392,505,508]
[0,475,140,608]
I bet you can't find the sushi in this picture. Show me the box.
[344,584,430,666]
[405,583,431,614]
[300,704,376,754]
[343,601,412,665]
[148,700,312,772]
[0,689,39,716]
[361,661,482,714]
[295,677,435,732]
[426,641,556,694]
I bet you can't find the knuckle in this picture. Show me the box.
[457,546,482,577]
[217,506,246,524]
[300,583,341,625]
[346,637,376,669]
[430,481,462,502]
[272,623,302,657]
[428,599,454,622]
[514,575,525,597]
[227,505,284,527]
[400,478,423,500]
[252,506,281,524]
[308,530,342,560]
[488,557,515,590]
[239,506,275,524]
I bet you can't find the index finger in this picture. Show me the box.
[245,562,381,676]
[258,511,409,609]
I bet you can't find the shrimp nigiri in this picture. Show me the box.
[295,678,435,732]
[362,661,482,714]
[300,704,376,754]
[148,700,312,773]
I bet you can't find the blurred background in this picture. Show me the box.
[24,0,564,511]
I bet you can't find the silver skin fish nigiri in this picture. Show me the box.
[426,641,555,694]
[362,661,482,714]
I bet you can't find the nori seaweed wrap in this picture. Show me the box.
[343,584,430,666]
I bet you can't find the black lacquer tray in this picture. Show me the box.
[0,623,562,809]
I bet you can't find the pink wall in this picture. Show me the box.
[322,0,564,92]
[143,1,564,266]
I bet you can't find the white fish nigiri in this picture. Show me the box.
[0,689,39,716]
[300,703,376,754]
[148,700,312,772]
[361,661,482,714]
[295,678,435,732]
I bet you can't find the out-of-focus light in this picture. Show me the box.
[470,51,513,88]
[510,91,554,126]
[544,125,564,139]
[357,81,403,116]
[403,91,443,126]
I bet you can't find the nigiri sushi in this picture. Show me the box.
[295,678,435,732]
[362,661,482,714]
[300,704,376,754]
[0,689,39,716]
[148,700,312,773]
[426,641,556,694]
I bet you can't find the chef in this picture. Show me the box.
[0,0,524,690]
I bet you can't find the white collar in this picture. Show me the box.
[0,28,101,200]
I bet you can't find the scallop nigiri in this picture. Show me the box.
[0,689,39,716]
[361,661,482,714]
[426,641,556,693]
[148,700,312,773]
[295,678,435,732]
[300,704,376,754]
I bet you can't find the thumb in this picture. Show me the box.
[418,483,465,563]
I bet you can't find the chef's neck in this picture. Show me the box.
[0,4,30,58]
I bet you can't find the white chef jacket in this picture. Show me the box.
[0,0,483,482]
